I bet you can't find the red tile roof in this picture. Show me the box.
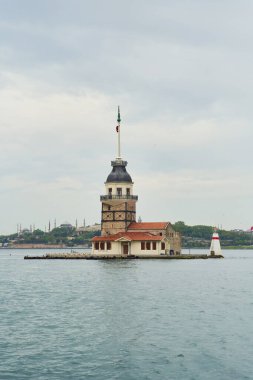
[128,222,169,230]
[92,231,164,242]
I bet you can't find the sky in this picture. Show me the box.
[0,0,253,234]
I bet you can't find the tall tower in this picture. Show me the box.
[100,107,138,236]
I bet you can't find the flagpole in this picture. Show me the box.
[117,106,121,159]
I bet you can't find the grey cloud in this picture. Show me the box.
[0,0,253,232]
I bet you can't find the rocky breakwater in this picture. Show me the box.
[24,253,89,260]
[24,253,224,260]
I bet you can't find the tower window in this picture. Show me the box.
[126,188,130,195]
[117,188,122,196]
[108,206,111,211]
[108,188,112,197]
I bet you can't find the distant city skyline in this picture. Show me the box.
[1,1,253,234]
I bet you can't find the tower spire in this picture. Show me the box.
[116,106,121,160]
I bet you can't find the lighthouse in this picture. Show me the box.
[209,228,222,256]
[91,108,181,256]
[100,107,138,236]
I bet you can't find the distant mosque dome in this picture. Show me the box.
[106,160,133,183]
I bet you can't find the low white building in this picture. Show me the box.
[92,223,181,257]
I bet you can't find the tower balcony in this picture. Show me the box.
[111,160,128,166]
[100,195,138,201]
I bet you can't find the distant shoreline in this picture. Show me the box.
[0,245,90,250]
[186,246,253,250]
[1,245,252,250]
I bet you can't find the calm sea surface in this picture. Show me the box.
[0,249,253,380]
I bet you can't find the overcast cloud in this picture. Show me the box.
[0,0,253,233]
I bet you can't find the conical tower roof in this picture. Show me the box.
[106,160,133,183]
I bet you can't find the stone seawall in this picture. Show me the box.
[24,253,224,260]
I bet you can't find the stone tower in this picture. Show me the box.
[100,108,138,236]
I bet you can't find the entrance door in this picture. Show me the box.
[123,244,128,255]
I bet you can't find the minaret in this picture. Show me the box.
[210,228,222,256]
[100,107,138,236]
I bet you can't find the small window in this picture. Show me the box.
[108,188,112,194]
[100,242,105,250]
[161,242,165,250]
[95,242,99,250]
[141,242,145,250]
[160,232,162,236]
[126,188,130,196]
[146,242,151,250]
[152,242,157,250]
[107,242,111,250]
[108,206,111,211]
[117,188,122,196]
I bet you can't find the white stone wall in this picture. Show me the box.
[92,240,173,256]
[92,241,121,256]
[130,241,161,256]
[105,182,133,196]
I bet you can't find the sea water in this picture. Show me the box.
[0,249,253,380]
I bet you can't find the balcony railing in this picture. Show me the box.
[100,195,138,201]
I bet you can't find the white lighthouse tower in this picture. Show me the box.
[209,228,222,256]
